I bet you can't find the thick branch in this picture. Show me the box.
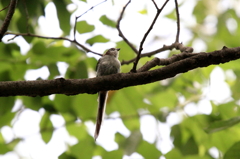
[0,0,17,42]
[0,47,239,97]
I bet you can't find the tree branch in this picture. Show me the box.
[137,53,198,72]
[73,0,108,40]
[121,42,193,65]
[0,3,10,12]
[0,47,239,97]
[131,0,170,72]
[174,0,180,43]
[0,0,17,42]
[5,32,102,56]
[116,0,138,54]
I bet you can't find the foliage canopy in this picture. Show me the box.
[0,0,240,159]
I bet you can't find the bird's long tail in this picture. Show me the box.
[94,91,108,140]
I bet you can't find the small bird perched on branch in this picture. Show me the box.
[94,48,121,140]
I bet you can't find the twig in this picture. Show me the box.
[0,4,10,12]
[174,0,180,43]
[0,0,17,42]
[137,53,198,72]
[121,43,176,65]
[121,42,193,65]
[76,0,107,19]
[131,0,170,72]
[73,0,108,40]
[116,0,138,54]
[5,32,102,56]
[151,0,158,9]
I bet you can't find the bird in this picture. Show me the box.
[94,48,121,140]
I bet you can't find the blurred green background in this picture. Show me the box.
[0,0,240,158]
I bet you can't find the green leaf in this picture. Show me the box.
[137,140,162,159]
[0,143,11,154]
[205,117,240,134]
[116,40,136,61]
[59,153,77,159]
[47,63,60,79]
[224,141,240,159]
[0,132,20,154]
[85,57,98,71]
[22,96,43,111]
[54,95,74,114]
[124,130,142,155]
[218,102,240,119]
[0,96,15,115]
[86,35,109,46]
[102,149,123,159]
[193,0,206,24]
[16,16,34,43]
[66,61,88,79]
[31,41,47,55]
[71,94,97,120]
[148,88,177,109]
[165,9,176,19]
[40,112,53,143]
[70,136,95,159]
[76,21,95,34]
[17,0,44,18]
[165,148,183,159]
[66,123,87,140]
[53,0,71,34]
[138,9,147,15]
[99,15,116,28]
[0,112,15,128]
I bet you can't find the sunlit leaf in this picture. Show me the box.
[21,96,42,111]
[205,117,240,134]
[124,130,142,155]
[86,35,109,46]
[66,123,87,140]
[99,15,116,28]
[54,95,74,114]
[0,112,15,128]
[47,63,60,79]
[53,0,71,34]
[76,21,95,34]
[0,143,11,154]
[59,153,76,159]
[40,112,53,143]
[137,140,162,158]
[138,9,147,15]
[165,148,182,159]
[224,141,240,159]
[0,97,15,115]
[70,136,95,158]
[71,93,97,120]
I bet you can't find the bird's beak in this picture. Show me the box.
[117,48,120,51]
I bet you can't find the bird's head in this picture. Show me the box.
[104,48,120,58]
